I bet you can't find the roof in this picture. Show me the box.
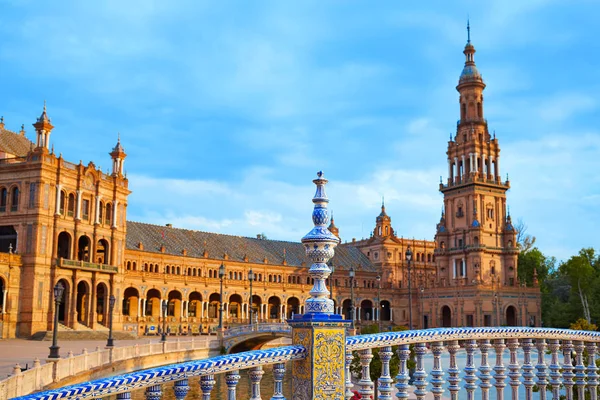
[0,127,33,157]
[125,221,375,272]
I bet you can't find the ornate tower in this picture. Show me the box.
[373,200,394,238]
[32,102,54,152]
[110,136,127,177]
[435,24,518,289]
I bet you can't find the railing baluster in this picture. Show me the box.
[249,366,265,400]
[271,362,286,400]
[395,344,411,399]
[358,348,375,398]
[145,384,162,400]
[200,374,216,400]
[463,339,478,400]
[587,342,599,400]
[346,349,354,400]
[225,370,241,400]
[507,338,521,400]
[430,341,445,400]
[173,379,190,400]
[535,339,548,400]
[378,346,394,400]
[574,341,587,400]
[413,342,428,400]
[521,338,535,400]
[447,340,461,400]
[493,339,507,400]
[117,392,131,400]
[479,339,492,400]
[563,340,575,400]
[548,339,562,400]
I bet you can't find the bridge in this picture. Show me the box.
[222,323,291,353]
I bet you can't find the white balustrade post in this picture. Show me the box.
[144,385,162,400]
[414,342,428,400]
[463,339,478,400]
[430,341,445,400]
[587,342,599,400]
[493,339,507,400]
[535,339,548,400]
[225,370,240,400]
[548,339,562,400]
[378,346,393,400]
[563,340,575,400]
[479,339,492,400]
[395,344,411,399]
[200,375,216,400]
[173,379,190,400]
[271,362,286,400]
[249,366,264,400]
[358,348,374,398]
[574,341,587,400]
[345,350,354,400]
[521,338,535,399]
[507,338,522,400]
[447,340,461,400]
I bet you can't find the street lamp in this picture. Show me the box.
[329,260,335,301]
[494,292,498,326]
[376,274,382,332]
[405,246,413,330]
[106,295,116,348]
[48,282,65,359]
[419,286,425,329]
[161,301,168,342]
[248,269,254,326]
[218,263,225,330]
[349,266,355,329]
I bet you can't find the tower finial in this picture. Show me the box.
[382,195,385,208]
[467,18,471,44]
[43,99,47,112]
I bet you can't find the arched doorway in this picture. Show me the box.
[77,236,91,262]
[360,300,373,321]
[506,305,517,326]
[76,281,90,326]
[229,294,243,320]
[95,239,109,264]
[56,279,70,325]
[441,305,452,328]
[208,293,220,319]
[268,296,280,320]
[123,287,139,317]
[251,295,261,322]
[168,291,182,318]
[380,300,391,321]
[342,299,352,320]
[188,292,202,318]
[96,283,108,325]
[0,226,17,253]
[57,232,71,259]
[145,289,161,317]
[287,297,300,319]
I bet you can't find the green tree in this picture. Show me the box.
[517,247,553,287]
[560,249,598,323]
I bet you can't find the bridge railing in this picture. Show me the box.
[10,326,600,400]
[223,323,291,338]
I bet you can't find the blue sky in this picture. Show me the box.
[0,0,598,261]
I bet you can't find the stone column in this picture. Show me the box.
[75,190,82,220]
[453,157,459,182]
[1,289,6,314]
[55,184,62,215]
[94,196,102,224]
[461,155,466,177]
[112,200,119,228]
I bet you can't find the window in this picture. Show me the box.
[105,203,112,225]
[29,183,37,208]
[59,191,65,214]
[0,188,6,212]
[82,199,90,220]
[10,187,19,212]
[456,206,464,218]
[484,315,492,327]
[466,314,474,326]
[67,193,75,217]
[458,239,463,248]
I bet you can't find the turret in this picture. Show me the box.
[110,135,127,177]
[32,101,54,152]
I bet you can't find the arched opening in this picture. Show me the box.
[477,102,482,118]
[473,236,479,246]
[342,299,352,320]
[10,187,19,212]
[56,279,70,325]
[0,188,7,212]
[76,281,90,326]
[77,235,91,262]
[287,297,300,319]
[95,239,109,264]
[229,294,243,319]
[0,226,17,253]
[268,296,280,320]
[380,300,391,321]
[208,293,220,319]
[360,299,373,321]
[145,289,161,317]
[251,295,261,322]
[95,282,108,325]
[105,203,112,226]
[57,231,72,259]
[167,291,182,318]
[441,305,452,328]
[506,306,517,327]
[188,292,202,318]
[67,193,75,217]
[123,287,139,317]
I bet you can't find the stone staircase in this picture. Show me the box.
[31,323,137,341]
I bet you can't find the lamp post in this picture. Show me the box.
[494,292,498,326]
[218,263,225,330]
[376,274,382,332]
[161,301,168,342]
[48,282,65,359]
[329,260,335,301]
[405,246,413,330]
[248,269,254,326]
[349,266,355,329]
[106,295,116,348]
[419,286,425,329]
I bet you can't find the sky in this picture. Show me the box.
[0,0,598,262]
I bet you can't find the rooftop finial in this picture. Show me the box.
[382,195,385,208]
[467,19,471,44]
[43,99,47,112]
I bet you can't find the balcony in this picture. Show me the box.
[57,258,118,274]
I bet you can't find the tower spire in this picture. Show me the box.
[467,19,471,44]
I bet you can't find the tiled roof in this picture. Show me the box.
[0,127,33,157]
[126,221,375,272]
